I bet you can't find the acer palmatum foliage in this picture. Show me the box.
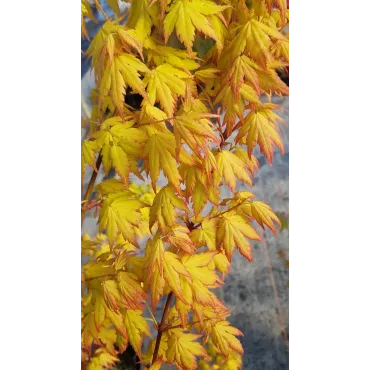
[81,0,289,369]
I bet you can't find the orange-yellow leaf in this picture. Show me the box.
[149,185,189,234]
[216,213,262,261]
[166,330,209,370]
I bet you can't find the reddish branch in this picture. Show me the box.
[151,292,173,364]
[81,153,102,226]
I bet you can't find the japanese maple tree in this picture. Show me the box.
[81,0,289,369]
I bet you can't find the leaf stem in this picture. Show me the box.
[152,292,173,364]
[94,0,109,20]
[81,153,102,226]
[145,301,159,328]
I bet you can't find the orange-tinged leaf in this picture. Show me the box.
[99,191,146,246]
[214,150,252,192]
[226,55,261,99]
[256,67,289,95]
[149,185,189,234]
[102,280,122,312]
[87,348,118,370]
[167,225,196,254]
[216,213,262,261]
[236,108,284,165]
[227,19,286,65]
[106,307,128,338]
[211,321,244,357]
[172,111,220,157]
[143,234,165,310]
[238,200,281,235]
[94,293,106,329]
[164,251,191,304]
[190,218,217,251]
[124,309,151,357]
[99,54,149,114]
[143,63,188,116]
[166,330,209,370]
[144,131,182,192]
[117,271,148,310]
[164,0,228,53]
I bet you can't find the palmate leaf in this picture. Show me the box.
[172,111,220,157]
[92,117,147,185]
[163,0,229,53]
[236,106,285,165]
[214,150,252,193]
[167,225,196,255]
[211,321,244,357]
[224,55,261,99]
[144,130,185,192]
[215,83,260,136]
[124,309,151,358]
[143,63,189,117]
[144,37,200,71]
[231,191,281,235]
[98,191,146,246]
[126,0,153,42]
[149,185,189,234]
[226,18,286,65]
[216,212,262,261]
[166,329,209,370]
[99,54,149,114]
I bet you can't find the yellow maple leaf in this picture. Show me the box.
[144,130,183,192]
[216,212,261,261]
[172,111,220,158]
[164,0,228,53]
[211,321,244,357]
[227,18,286,65]
[256,67,289,95]
[93,117,147,185]
[86,348,118,370]
[126,0,153,42]
[99,54,149,114]
[164,251,191,304]
[149,185,189,234]
[166,330,209,370]
[143,234,166,310]
[81,0,96,39]
[235,107,285,165]
[214,150,252,193]
[190,218,217,251]
[224,55,261,99]
[98,191,146,246]
[232,192,281,235]
[124,309,151,357]
[117,271,148,310]
[143,63,189,117]
[215,84,260,136]
[167,225,196,254]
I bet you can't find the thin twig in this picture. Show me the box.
[145,301,159,328]
[94,0,109,20]
[81,153,102,226]
[152,292,173,364]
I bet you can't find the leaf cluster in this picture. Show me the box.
[81,1,288,369]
